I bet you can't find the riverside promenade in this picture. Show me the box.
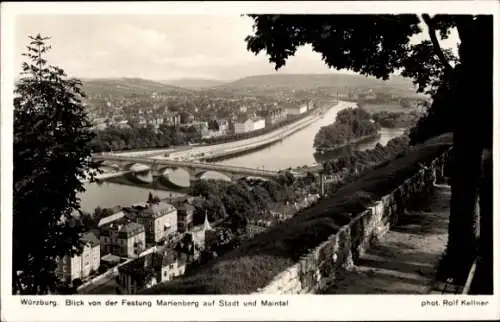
[324,184,451,294]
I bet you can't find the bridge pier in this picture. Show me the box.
[93,155,281,181]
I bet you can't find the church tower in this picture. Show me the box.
[203,210,213,231]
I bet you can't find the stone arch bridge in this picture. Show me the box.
[93,155,280,181]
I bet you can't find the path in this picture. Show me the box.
[324,184,451,294]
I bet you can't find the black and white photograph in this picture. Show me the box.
[1,1,498,321]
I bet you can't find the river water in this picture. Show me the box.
[79,101,405,213]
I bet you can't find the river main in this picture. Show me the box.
[79,101,405,213]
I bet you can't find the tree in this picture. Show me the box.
[13,34,100,294]
[147,192,160,204]
[246,14,493,287]
[208,119,220,131]
[179,111,192,124]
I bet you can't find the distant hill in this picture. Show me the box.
[81,74,425,99]
[82,77,193,97]
[160,78,229,90]
[218,73,424,98]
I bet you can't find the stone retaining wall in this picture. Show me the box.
[253,148,450,294]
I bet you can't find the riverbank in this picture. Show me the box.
[79,181,186,213]
[203,113,322,162]
[162,110,325,161]
[316,132,382,154]
[81,101,399,212]
[313,105,380,155]
[99,103,328,158]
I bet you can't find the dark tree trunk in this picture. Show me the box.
[445,15,493,282]
[469,150,493,294]
[475,14,494,295]
[446,132,482,280]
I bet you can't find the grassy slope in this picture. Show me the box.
[143,135,452,295]
[160,78,229,90]
[82,74,425,101]
[219,73,423,97]
[82,77,192,97]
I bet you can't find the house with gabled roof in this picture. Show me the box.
[100,220,146,258]
[97,211,125,227]
[136,201,178,243]
[117,247,187,294]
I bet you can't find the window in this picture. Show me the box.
[169,264,174,269]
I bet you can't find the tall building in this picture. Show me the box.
[164,113,181,127]
[136,202,178,243]
[176,202,195,233]
[251,117,266,131]
[100,221,146,258]
[285,104,307,115]
[234,117,266,134]
[234,118,254,134]
[57,232,100,283]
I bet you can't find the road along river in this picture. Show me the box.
[79,101,404,212]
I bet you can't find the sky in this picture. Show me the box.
[14,14,460,81]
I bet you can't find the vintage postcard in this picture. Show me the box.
[1,1,498,321]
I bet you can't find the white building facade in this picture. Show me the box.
[57,232,100,283]
[251,117,266,131]
[286,105,307,115]
[234,119,254,134]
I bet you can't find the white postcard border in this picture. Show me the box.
[1,1,499,321]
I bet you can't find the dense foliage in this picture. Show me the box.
[188,173,319,230]
[371,111,421,128]
[314,107,380,150]
[13,35,99,294]
[322,135,411,174]
[90,108,313,153]
[90,124,201,152]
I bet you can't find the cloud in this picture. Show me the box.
[90,50,109,57]
[110,25,172,55]
[152,53,254,69]
[13,14,460,81]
